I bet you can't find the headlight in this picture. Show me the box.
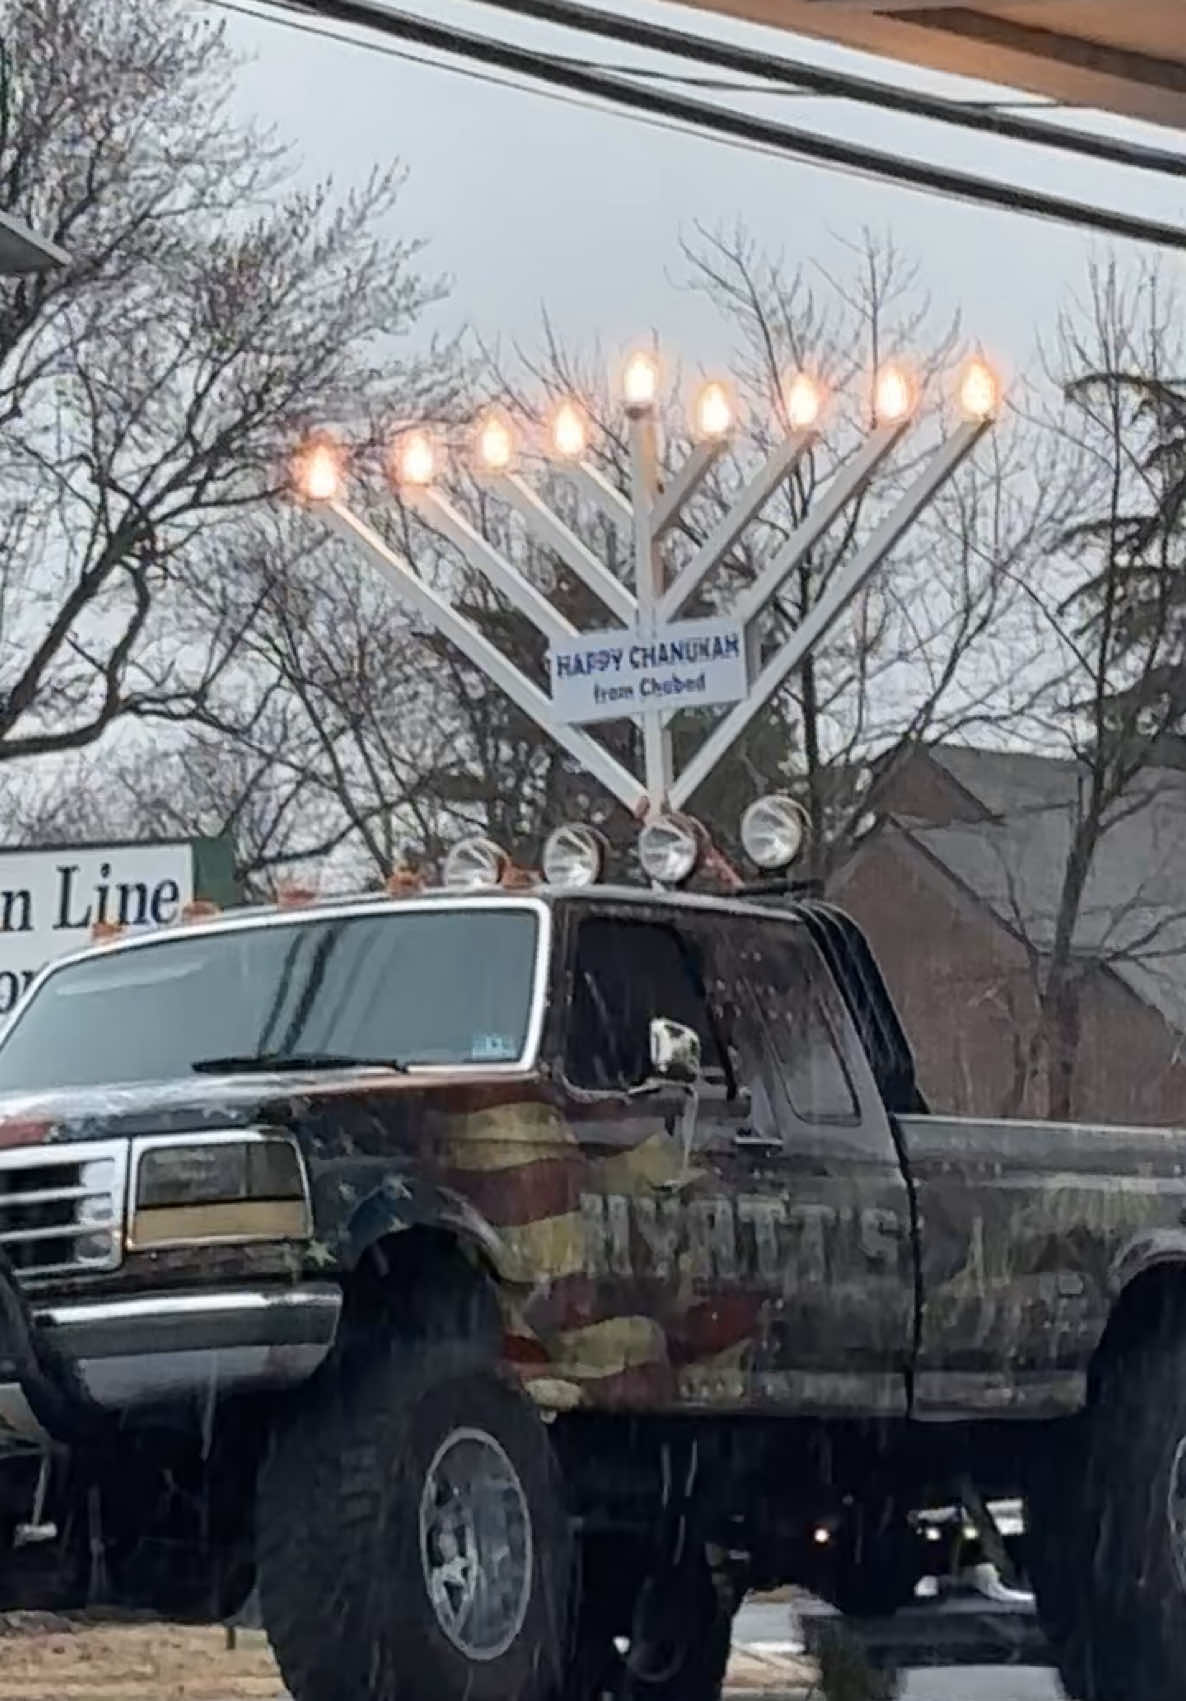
[129,1137,310,1251]
[137,1140,304,1208]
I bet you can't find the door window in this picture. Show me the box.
[714,925,859,1125]
[564,916,720,1090]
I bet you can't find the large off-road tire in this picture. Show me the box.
[256,1336,570,1701]
[621,1554,733,1701]
[565,1538,733,1701]
[1023,1423,1084,1686]
[1026,1326,1186,1701]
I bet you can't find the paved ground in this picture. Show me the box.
[902,1670,1061,1700]
[733,1597,1065,1701]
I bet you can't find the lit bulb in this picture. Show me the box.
[874,365,914,425]
[694,380,733,441]
[551,400,587,460]
[959,357,999,422]
[292,439,343,503]
[784,372,821,432]
[476,412,514,473]
[396,430,437,487]
[623,350,659,413]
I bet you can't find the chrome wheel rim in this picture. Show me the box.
[418,1425,533,1661]
[1168,1435,1186,1595]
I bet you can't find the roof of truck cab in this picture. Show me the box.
[46,882,813,968]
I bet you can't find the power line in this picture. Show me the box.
[212,0,865,170]
[462,0,1186,178]
[233,0,1186,251]
[208,0,854,140]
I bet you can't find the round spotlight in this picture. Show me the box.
[623,350,659,415]
[693,379,733,441]
[958,357,1000,422]
[443,835,509,889]
[476,411,514,473]
[542,823,606,888]
[638,814,701,887]
[874,365,915,425]
[740,794,809,872]
[394,430,437,488]
[783,372,821,432]
[292,438,344,503]
[551,400,588,461]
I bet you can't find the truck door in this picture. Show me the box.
[705,915,916,1417]
[552,907,767,1409]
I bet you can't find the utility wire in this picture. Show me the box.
[213,0,872,172]
[461,0,1186,177]
[233,0,1186,251]
[553,62,1064,106]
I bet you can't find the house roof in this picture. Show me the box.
[676,1,1186,132]
[893,747,1186,1032]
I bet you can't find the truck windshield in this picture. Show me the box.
[0,904,541,1091]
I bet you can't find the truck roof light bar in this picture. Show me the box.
[542,824,606,888]
[443,836,510,890]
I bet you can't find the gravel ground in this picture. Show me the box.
[0,1617,816,1700]
[0,1620,280,1700]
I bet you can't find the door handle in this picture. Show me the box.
[733,1128,782,1150]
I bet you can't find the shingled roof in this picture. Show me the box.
[890,747,1186,1033]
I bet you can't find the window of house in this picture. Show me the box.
[564,915,721,1090]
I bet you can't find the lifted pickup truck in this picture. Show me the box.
[0,868,1179,1701]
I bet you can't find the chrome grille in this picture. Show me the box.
[0,1139,128,1279]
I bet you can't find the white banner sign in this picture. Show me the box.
[0,841,197,1019]
[549,615,747,725]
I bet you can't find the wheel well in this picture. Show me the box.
[1090,1261,1186,1395]
[342,1225,504,1350]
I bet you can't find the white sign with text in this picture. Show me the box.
[0,842,196,1019]
[549,615,747,725]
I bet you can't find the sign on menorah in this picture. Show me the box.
[549,614,747,725]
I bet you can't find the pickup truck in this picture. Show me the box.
[0,869,1178,1701]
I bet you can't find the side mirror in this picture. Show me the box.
[649,1017,701,1086]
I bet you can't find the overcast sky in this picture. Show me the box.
[220,0,1186,388]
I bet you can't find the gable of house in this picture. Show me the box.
[834,746,1186,1123]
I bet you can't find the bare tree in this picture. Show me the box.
[990,257,1186,1120]
[145,509,477,886]
[0,0,457,763]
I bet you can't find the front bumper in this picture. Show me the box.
[0,1278,342,1449]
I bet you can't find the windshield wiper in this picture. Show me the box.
[191,1051,408,1075]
